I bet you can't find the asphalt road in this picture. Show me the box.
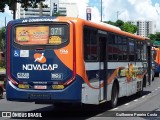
[0,77,160,120]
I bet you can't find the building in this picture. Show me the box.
[15,0,78,19]
[128,21,156,37]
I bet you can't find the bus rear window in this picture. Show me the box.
[15,24,69,45]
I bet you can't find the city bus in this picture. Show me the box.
[153,47,160,77]
[6,17,152,108]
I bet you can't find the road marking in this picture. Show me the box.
[124,103,129,106]
[155,89,158,91]
[142,96,146,98]
[112,108,118,110]
[96,113,103,116]
[158,87,160,89]
[134,99,138,102]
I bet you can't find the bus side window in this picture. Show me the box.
[129,40,135,61]
[84,28,98,61]
[141,42,147,61]
[108,33,118,61]
[99,37,106,62]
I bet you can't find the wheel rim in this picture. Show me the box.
[112,85,118,106]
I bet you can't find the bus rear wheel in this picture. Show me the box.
[111,83,118,108]
[154,72,159,77]
[0,88,3,99]
[53,102,71,108]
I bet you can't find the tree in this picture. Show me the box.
[0,0,46,19]
[122,22,137,34]
[104,20,137,34]
[115,20,124,30]
[148,32,160,44]
[105,21,115,26]
[0,27,5,52]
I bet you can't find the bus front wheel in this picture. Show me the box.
[111,83,118,108]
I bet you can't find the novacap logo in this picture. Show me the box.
[34,53,46,63]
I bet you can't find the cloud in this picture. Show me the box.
[0,5,13,28]
[45,0,89,18]
[85,0,160,31]
[2,0,160,31]
[46,0,160,31]
[4,5,13,17]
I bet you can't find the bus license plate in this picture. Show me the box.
[29,94,50,99]
[34,85,47,90]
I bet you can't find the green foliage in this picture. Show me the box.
[106,21,115,26]
[148,32,160,43]
[0,27,5,52]
[0,0,47,12]
[122,22,138,34]
[115,20,124,30]
[0,59,5,69]
[104,20,138,34]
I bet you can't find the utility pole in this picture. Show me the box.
[39,1,43,16]
[117,11,119,20]
[5,17,6,27]
[10,3,17,19]
[101,0,102,22]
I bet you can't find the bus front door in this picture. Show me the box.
[98,36,107,102]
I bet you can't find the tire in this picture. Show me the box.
[142,76,146,88]
[136,85,143,96]
[0,88,3,99]
[154,72,159,77]
[152,75,154,81]
[53,103,71,108]
[111,83,118,108]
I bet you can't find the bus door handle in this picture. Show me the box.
[96,73,99,79]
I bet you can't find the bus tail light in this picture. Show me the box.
[63,76,76,86]
[8,77,18,85]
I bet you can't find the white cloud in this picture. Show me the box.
[4,5,12,16]
[2,0,160,31]
[0,5,13,28]
[49,0,160,31]
[88,0,160,31]
[90,7,101,21]
[46,0,89,18]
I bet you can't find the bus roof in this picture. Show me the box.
[57,16,149,41]
[8,16,149,41]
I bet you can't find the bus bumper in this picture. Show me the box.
[6,79,81,103]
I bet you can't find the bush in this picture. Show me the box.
[0,59,5,68]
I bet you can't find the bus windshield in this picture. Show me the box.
[15,24,69,45]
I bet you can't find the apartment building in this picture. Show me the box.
[128,21,156,37]
[15,0,78,19]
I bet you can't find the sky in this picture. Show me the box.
[0,0,160,31]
